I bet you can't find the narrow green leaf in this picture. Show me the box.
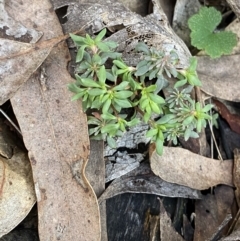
[101,112,116,120]
[126,118,140,127]
[88,88,106,96]
[135,64,149,76]
[174,79,187,88]
[156,114,176,124]
[112,81,129,91]
[156,138,164,156]
[149,93,165,104]
[97,65,106,84]
[96,42,110,52]
[146,128,158,138]
[196,119,202,132]
[76,45,87,62]
[95,28,107,42]
[150,101,160,114]
[80,78,101,88]
[114,91,133,99]
[113,60,128,69]
[145,85,156,93]
[101,123,118,134]
[113,98,132,108]
[202,104,213,112]
[135,42,150,54]
[104,41,118,49]
[71,92,85,101]
[106,136,117,148]
[183,115,195,126]
[70,33,86,45]
[102,99,111,113]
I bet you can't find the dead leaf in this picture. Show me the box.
[53,0,191,68]
[0,0,42,43]
[0,149,36,238]
[10,0,100,240]
[99,163,202,203]
[194,186,234,241]
[150,147,233,190]
[213,99,240,135]
[233,149,240,207]
[159,198,184,241]
[197,19,240,101]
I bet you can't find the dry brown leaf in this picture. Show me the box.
[10,0,100,240]
[159,199,184,241]
[0,0,42,43]
[0,149,36,238]
[213,99,240,135]
[150,147,233,190]
[233,149,240,207]
[194,186,234,241]
[197,19,240,101]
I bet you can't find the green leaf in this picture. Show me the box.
[96,42,110,52]
[104,41,118,49]
[95,28,107,42]
[156,114,176,124]
[71,92,85,101]
[102,99,111,113]
[101,113,117,120]
[174,79,187,88]
[68,83,83,93]
[106,136,117,148]
[97,65,106,84]
[126,118,140,127]
[150,101,160,114]
[76,45,87,62]
[112,81,129,91]
[113,98,132,108]
[156,138,164,156]
[135,63,149,76]
[188,6,237,58]
[114,91,133,99]
[135,42,150,54]
[202,104,214,112]
[146,128,158,138]
[183,115,195,126]
[113,60,128,69]
[101,123,119,134]
[80,78,101,88]
[148,93,165,104]
[88,88,106,96]
[70,33,86,45]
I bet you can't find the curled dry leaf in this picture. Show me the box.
[99,163,202,203]
[159,199,185,241]
[150,147,233,190]
[213,99,240,135]
[0,149,36,238]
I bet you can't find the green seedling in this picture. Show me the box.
[69,28,214,155]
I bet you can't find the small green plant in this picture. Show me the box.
[188,6,237,58]
[69,29,213,155]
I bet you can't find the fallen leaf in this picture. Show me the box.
[0,149,36,238]
[213,99,240,135]
[159,198,184,241]
[99,163,202,203]
[219,229,240,241]
[233,149,240,207]
[194,186,234,241]
[150,147,233,190]
[0,0,42,43]
[10,0,100,240]
[197,19,240,101]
